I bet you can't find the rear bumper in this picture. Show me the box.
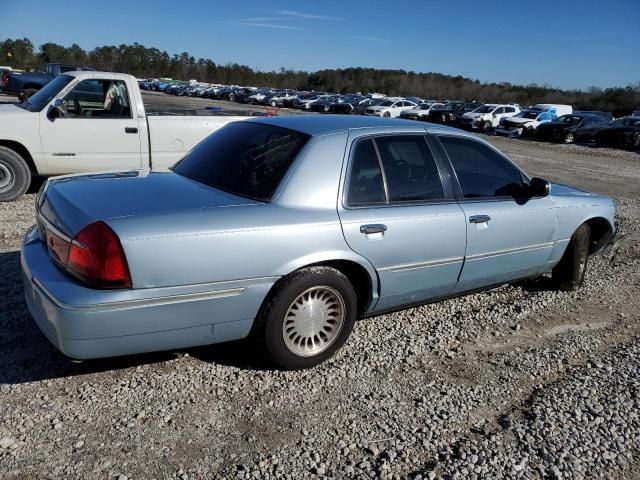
[21,226,275,359]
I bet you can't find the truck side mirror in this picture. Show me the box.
[47,98,67,121]
[529,177,550,197]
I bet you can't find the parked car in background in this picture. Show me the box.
[310,95,344,113]
[328,95,367,114]
[364,98,417,117]
[351,98,383,115]
[1,63,94,101]
[294,93,331,110]
[495,104,573,137]
[594,116,640,149]
[399,102,445,121]
[265,90,299,107]
[0,71,249,201]
[535,113,611,143]
[22,115,616,369]
[459,104,521,132]
[426,101,482,125]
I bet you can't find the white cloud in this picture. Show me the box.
[278,10,344,21]
[236,21,307,31]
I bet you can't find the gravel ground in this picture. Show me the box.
[0,97,639,479]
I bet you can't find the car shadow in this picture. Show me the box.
[0,250,270,385]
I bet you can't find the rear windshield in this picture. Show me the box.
[173,122,310,202]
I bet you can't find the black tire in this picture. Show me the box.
[383,111,391,118]
[551,223,591,291]
[253,266,357,370]
[483,120,492,132]
[0,146,31,202]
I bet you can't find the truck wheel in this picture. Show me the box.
[551,223,591,291]
[254,266,357,370]
[0,146,31,202]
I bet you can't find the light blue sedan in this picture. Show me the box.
[22,116,616,369]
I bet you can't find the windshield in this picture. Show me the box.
[17,75,74,112]
[173,122,310,202]
[555,115,581,124]
[473,105,495,114]
[516,111,540,119]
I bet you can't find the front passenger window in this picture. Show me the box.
[64,79,131,119]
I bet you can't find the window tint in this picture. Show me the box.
[347,140,386,206]
[505,107,516,113]
[63,79,131,118]
[375,136,444,202]
[174,122,310,202]
[439,136,526,198]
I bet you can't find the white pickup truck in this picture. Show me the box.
[0,71,248,201]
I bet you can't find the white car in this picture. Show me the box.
[365,99,417,118]
[459,104,521,131]
[400,102,445,120]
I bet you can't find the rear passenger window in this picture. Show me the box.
[375,136,444,202]
[346,140,386,206]
[439,136,526,198]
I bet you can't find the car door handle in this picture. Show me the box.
[125,127,138,134]
[469,215,491,224]
[360,224,387,234]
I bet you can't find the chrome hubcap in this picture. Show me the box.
[283,286,345,357]
[0,163,13,192]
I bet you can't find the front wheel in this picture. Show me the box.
[551,223,591,291]
[0,146,31,202]
[254,267,357,369]
[383,111,391,118]
[482,120,492,132]
[564,132,575,144]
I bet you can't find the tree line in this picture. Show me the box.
[2,37,638,116]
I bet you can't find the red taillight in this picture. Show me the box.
[66,221,132,289]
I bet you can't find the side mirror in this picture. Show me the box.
[47,98,67,120]
[529,177,550,197]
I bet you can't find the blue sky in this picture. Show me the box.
[1,0,638,90]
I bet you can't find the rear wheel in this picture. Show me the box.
[564,132,575,144]
[383,111,391,118]
[551,223,591,291]
[0,146,31,202]
[254,266,357,370]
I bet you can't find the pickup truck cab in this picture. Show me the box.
[0,71,247,201]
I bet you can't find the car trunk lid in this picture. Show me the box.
[38,170,258,237]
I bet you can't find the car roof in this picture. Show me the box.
[243,114,461,136]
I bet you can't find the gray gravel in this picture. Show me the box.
[1,103,639,479]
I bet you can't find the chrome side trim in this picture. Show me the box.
[379,256,464,273]
[32,277,246,313]
[466,241,556,261]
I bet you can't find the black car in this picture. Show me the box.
[329,95,367,114]
[310,95,343,113]
[535,114,611,144]
[426,101,482,125]
[594,117,640,150]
